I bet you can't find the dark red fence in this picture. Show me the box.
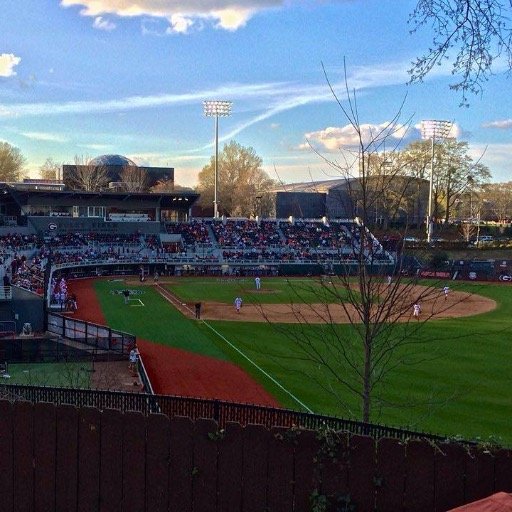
[0,383,460,443]
[0,400,511,512]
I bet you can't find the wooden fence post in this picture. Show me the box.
[0,400,14,511]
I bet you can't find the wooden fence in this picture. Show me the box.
[1,399,511,512]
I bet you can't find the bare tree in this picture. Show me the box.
[409,0,512,104]
[263,68,472,423]
[481,182,512,222]
[120,164,148,192]
[66,155,110,192]
[39,157,61,181]
[150,177,175,193]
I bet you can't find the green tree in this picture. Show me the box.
[400,139,491,223]
[196,141,275,217]
[0,142,26,182]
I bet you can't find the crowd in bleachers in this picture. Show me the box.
[165,220,212,246]
[0,219,391,293]
[211,219,281,248]
[279,221,352,249]
[0,233,40,251]
[9,254,44,294]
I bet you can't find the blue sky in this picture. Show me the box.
[0,0,510,187]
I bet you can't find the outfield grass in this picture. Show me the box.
[94,281,228,359]
[94,277,512,444]
[166,276,355,304]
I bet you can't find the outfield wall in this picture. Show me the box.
[0,400,510,512]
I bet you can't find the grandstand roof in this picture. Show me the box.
[0,183,198,209]
[269,178,349,193]
[89,154,137,167]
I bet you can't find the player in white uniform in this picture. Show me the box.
[413,303,421,319]
[255,276,261,290]
[234,296,243,313]
[443,286,449,300]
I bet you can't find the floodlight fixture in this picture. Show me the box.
[420,119,453,141]
[420,120,454,243]
[203,100,232,218]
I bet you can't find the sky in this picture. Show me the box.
[0,0,511,188]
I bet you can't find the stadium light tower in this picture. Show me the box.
[203,100,232,218]
[420,119,453,243]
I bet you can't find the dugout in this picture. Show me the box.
[0,286,44,335]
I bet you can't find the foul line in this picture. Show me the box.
[155,284,314,413]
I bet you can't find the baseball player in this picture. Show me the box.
[413,303,421,320]
[234,296,243,313]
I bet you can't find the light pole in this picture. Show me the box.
[203,100,232,218]
[420,119,453,243]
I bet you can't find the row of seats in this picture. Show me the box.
[165,219,360,250]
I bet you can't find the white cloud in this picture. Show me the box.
[0,60,428,153]
[168,14,194,34]
[60,0,283,33]
[20,131,68,143]
[468,143,512,182]
[482,119,512,130]
[77,143,114,151]
[92,16,116,30]
[303,123,411,151]
[0,53,21,77]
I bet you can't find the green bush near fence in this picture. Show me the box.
[4,362,92,387]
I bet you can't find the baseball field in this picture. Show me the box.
[70,275,512,444]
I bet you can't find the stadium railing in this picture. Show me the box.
[47,312,135,356]
[0,383,473,445]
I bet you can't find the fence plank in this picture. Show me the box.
[34,402,57,512]
[99,409,124,512]
[464,448,495,503]
[268,426,295,511]
[375,437,405,511]
[77,407,101,512]
[146,414,171,512]
[318,431,350,509]
[293,429,321,512]
[217,422,243,512]
[192,418,219,512]
[169,416,194,512]
[0,400,14,512]
[242,424,269,512]
[56,404,79,512]
[435,443,466,512]
[495,449,512,492]
[404,440,435,511]
[122,411,147,512]
[13,401,34,512]
[348,434,376,511]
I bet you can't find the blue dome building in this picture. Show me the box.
[62,154,173,191]
[89,154,137,167]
